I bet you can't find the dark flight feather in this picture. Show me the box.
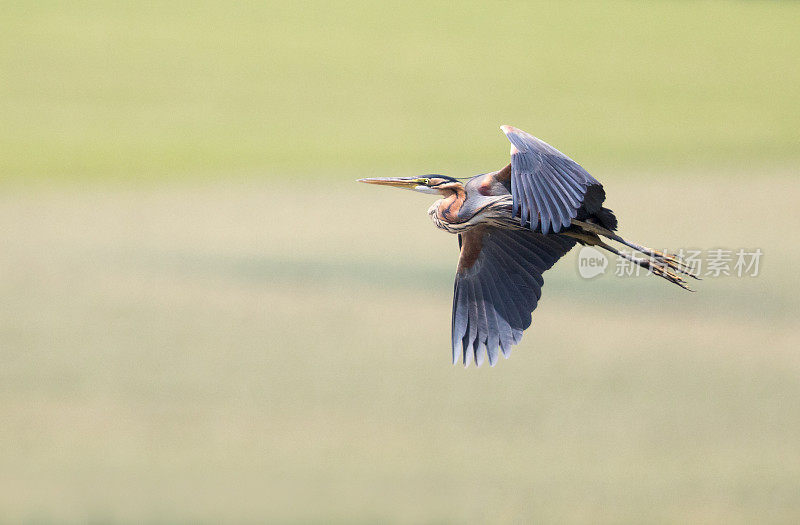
[452,227,576,366]
[501,125,604,234]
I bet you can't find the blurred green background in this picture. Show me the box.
[1,1,799,522]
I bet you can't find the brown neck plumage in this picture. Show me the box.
[436,184,467,223]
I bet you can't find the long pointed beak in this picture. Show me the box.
[356,177,420,189]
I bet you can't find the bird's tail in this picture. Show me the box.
[572,219,700,291]
[595,206,618,231]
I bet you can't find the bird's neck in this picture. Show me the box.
[435,187,467,223]
[427,187,468,234]
[428,192,514,234]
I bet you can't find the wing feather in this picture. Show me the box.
[529,174,552,234]
[451,280,468,365]
[501,125,604,233]
[479,254,515,357]
[479,278,501,365]
[452,227,576,367]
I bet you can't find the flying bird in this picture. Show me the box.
[358,125,698,367]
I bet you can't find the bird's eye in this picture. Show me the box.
[420,178,430,185]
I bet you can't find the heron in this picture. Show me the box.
[358,125,698,367]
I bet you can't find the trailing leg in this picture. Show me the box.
[571,219,700,280]
[596,241,695,291]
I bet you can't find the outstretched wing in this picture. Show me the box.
[452,226,576,367]
[500,125,604,234]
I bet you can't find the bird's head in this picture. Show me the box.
[357,175,464,195]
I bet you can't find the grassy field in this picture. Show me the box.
[2,1,800,522]
[1,174,799,522]
[2,1,799,183]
